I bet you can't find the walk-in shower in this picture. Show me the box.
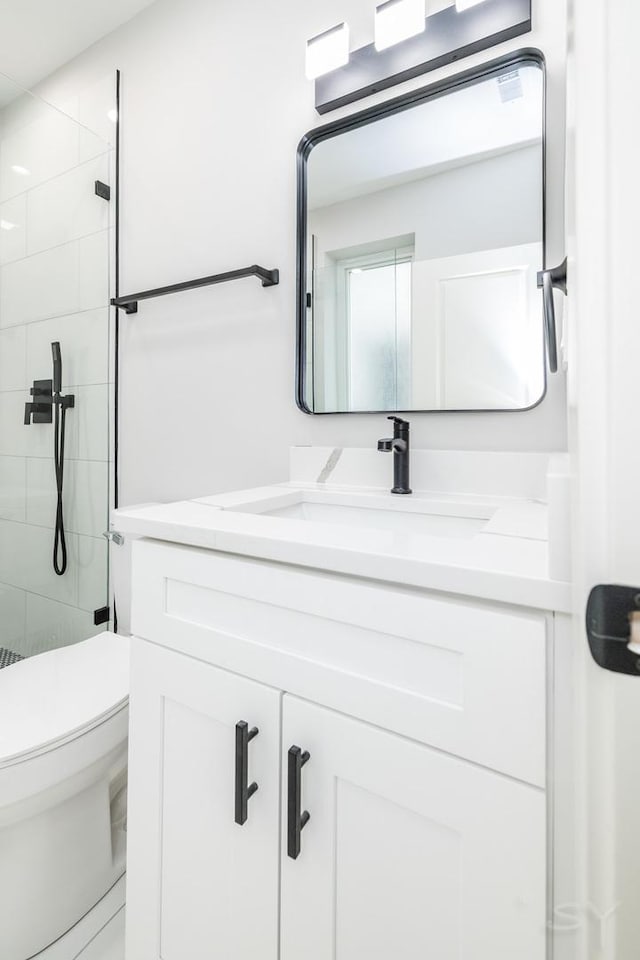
[0,69,127,960]
[0,69,114,666]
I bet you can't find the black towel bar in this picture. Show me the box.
[111,264,279,314]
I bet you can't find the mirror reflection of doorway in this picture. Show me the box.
[343,251,412,411]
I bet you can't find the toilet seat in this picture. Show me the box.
[0,631,129,767]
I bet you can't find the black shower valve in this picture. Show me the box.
[24,379,53,425]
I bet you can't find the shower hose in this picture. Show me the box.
[52,342,73,577]
[53,395,68,576]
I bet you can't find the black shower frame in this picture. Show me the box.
[112,69,121,632]
[114,69,121,512]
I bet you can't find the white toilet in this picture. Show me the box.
[0,632,129,960]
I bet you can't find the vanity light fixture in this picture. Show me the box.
[313,0,532,113]
[375,0,425,51]
[306,23,350,80]
[456,0,490,10]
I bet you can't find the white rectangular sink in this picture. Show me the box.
[225,490,496,540]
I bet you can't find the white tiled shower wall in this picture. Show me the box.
[0,77,115,657]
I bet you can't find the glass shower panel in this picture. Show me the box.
[0,72,113,666]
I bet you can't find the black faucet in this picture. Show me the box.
[377,416,412,495]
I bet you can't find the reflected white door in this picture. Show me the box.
[413,242,543,409]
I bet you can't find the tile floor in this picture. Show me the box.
[0,646,23,667]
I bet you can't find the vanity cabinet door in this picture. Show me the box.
[280,696,546,960]
[125,639,281,960]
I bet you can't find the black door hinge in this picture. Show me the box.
[94,606,111,626]
[95,180,111,201]
[586,585,640,675]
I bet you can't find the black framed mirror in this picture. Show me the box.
[296,50,546,415]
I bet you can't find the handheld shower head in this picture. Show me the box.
[51,341,62,396]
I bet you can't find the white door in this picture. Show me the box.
[280,696,546,960]
[412,242,543,410]
[125,640,281,960]
[569,1,640,957]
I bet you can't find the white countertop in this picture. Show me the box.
[113,482,572,613]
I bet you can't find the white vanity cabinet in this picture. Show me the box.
[125,643,281,960]
[280,696,546,960]
[125,539,549,960]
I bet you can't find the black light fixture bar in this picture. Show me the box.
[111,264,280,314]
[315,0,532,114]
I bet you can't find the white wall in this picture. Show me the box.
[26,0,568,519]
[311,145,542,264]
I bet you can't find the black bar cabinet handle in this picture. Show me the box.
[287,745,310,859]
[235,721,259,825]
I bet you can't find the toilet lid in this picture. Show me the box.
[0,632,129,764]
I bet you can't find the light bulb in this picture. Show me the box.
[456,0,490,11]
[375,0,425,52]
[306,23,350,80]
